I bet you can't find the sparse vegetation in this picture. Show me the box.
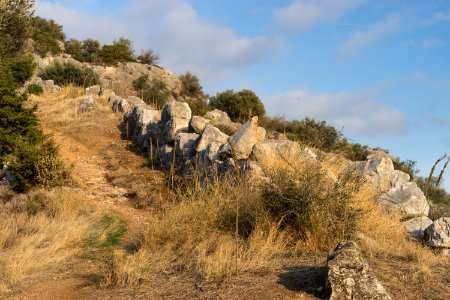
[30,16,65,56]
[26,83,43,95]
[209,89,265,122]
[39,61,100,88]
[179,71,208,116]
[137,48,159,65]
[132,74,170,109]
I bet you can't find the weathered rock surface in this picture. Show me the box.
[196,124,229,153]
[189,116,210,134]
[41,79,61,93]
[218,117,266,160]
[174,133,199,168]
[161,101,192,124]
[326,241,392,300]
[379,182,429,217]
[252,139,316,172]
[78,96,95,112]
[84,85,101,96]
[424,217,450,248]
[205,109,233,126]
[162,117,190,144]
[351,154,410,192]
[402,216,433,239]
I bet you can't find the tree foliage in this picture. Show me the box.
[30,16,65,56]
[209,89,265,122]
[99,37,135,66]
[0,0,35,57]
[179,71,207,116]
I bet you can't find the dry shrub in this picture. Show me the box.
[102,178,289,286]
[0,188,98,294]
[261,164,361,251]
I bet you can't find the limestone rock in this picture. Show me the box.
[162,117,190,144]
[351,154,410,192]
[424,217,450,248]
[189,116,210,134]
[174,133,199,167]
[252,139,316,172]
[218,117,266,160]
[161,101,191,124]
[205,109,233,125]
[84,85,101,96]
[78,96,95,112]
[196,124,229,153]
[402,216,433,239]
[326,241,392,300]
[41,79,60,93]
[379,182,429,217]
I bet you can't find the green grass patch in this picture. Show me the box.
[86,214,127,248]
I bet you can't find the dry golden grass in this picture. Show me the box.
[0,187,99,294]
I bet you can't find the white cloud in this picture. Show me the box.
[264,89,408,137]
[35,2,126,44]
[35,0,283,83]
[421,38,445,48]
[273,0,363,34]
[429,9,450,23]
[339,14,400,55]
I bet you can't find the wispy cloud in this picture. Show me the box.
[424,9,450,24]
[339,14,401,55]
[36,0,284,82]
[264,89,408,137]
[404,38,446,49]
[273,0,363,35]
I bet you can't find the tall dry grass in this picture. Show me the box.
[0,187,99,294]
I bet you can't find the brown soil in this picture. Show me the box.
[6,92,325,300]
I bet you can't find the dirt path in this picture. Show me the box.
[7,91,322,300]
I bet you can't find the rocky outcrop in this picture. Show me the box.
[252,140,316,172]
[218,117,266,160]
[402,216,433,239]
[326,241,392,300]
[351,153,410,191]
[424,217,450,248]
[78,96,95,112]
[84,85,101,96]
[189,116,210,134]
[379,182,429,217]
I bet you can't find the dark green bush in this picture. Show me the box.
[179,72,207,116]
[261,166,360,249]
[39,62,99,87]
[81,38,101,63]
[99,37,135,66]
[209,89,265,122]
[26,83,43,95]
[30,16,65,56]
[0,0,33,57]
[64,38,84,61]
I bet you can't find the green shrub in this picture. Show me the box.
[39,62,100,87]
[0,0,33,57]
[133,75,170,109]
[26,83,43,95]
[209,89,265,122]
[137,49,159,65]
[81,38,101,63]
[9,54,35,85]
[99,37,135,66]
[261,166,360,249]
[30,16,65,56]
[179,71,208,116]
[64,38,84,61]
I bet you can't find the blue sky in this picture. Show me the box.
[36,0,450,190]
